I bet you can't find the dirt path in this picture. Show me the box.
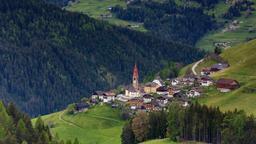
[58,111,121,128]
[192,59,204,75]
[58,111,81,128]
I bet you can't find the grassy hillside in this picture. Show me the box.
[35,105,124,144]
[196,0,256,51]
[66,0,146,31]
[198,39,256,115]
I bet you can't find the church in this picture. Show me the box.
[125,64,143,97]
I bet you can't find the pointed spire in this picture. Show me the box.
[132,63,139,89]
[133,63,139,79]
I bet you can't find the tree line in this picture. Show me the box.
[0,101,80,144]
[121,102,256,144]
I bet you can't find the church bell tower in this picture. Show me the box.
[132,64,139,90]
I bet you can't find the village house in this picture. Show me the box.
[200,75,213,87]
[181,76,196,86]
[143,82,160,94]
[171,78,180,86]
[156,96,169,107]
[127,98,144,110]
[216,78,240,92]
[97,91,116,103]
[143,94,153,103]
[116,94,130,102]
[168,87,181,97]
[152,76,164,87]
[141,103,155,111]
[156,86,169,95]
[201,68,211,76]
[125,86,141,98]
[92,91,104,99]
[186,89,201,98]
[211,63,229,72]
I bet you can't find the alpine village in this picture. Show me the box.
[1,0,256,144]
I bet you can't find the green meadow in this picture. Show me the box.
[66,0,146,31]
[142,139,177,144]
[34,105,125,144]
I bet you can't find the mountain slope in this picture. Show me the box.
[0,0,203,116]
[34,105,124,144]
[197,0,256,51]
[199,39,256,115]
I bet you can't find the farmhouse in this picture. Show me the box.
[216,78,240,92]
[211,63,229,72]
[92,91,104,99]
[100,92,116,103]
[74,103,90,113]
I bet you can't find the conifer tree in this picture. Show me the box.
[16,119,29,143]
[73,138,79,144]
[0,101,12,136]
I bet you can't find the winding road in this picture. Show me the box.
[192,59,204,75]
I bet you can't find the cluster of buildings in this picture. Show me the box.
[90,64,208,112]
[76,62,240,113]
[200,62,240,92]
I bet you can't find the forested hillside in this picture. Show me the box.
[0,0,203,116]
[0,101,67,144]
[44,0,70,7]
[111,0,216,45]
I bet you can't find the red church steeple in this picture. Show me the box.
[132,64,139,89]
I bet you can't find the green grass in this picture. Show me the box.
[178,64,193,77]
[142,139,206,144]
[198,39,256,115]
[197,0,256,51]
[66,0,126,17]
[34,105,125,144]
[66,0,146,31]
[142,139,177,144]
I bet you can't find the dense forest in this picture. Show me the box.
[0,0,203,116]
[0,101,78,144]
[111,0,216,45]
[122,102,256,144]
[44,0,70,7]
